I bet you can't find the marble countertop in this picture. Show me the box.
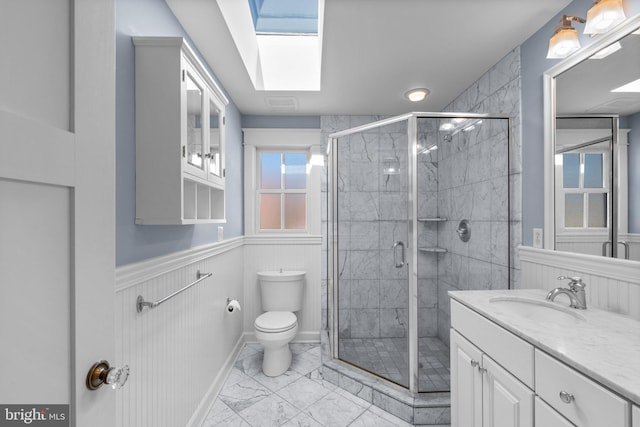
[449,289,640,406]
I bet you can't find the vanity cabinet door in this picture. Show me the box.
[535,397,574,427]
[451,329,483,427]
[482,355,534,427]
[632,405,640,427]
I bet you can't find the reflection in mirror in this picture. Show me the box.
[553,28,640,261]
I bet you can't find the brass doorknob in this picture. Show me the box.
[86,360,129,390]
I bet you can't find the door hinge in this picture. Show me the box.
[182,146,186,157]
[223,116,225,125]
[223,168,226,177]
[182,69,185,82]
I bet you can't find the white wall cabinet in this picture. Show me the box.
[133,36,228,224]
[451,299,631,427]
[451,330,533,427]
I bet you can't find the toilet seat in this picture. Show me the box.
[255,311,297,333]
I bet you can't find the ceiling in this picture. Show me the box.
[166,0,574,116]
[556,31,640,116]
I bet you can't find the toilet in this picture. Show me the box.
[254,270,305,377]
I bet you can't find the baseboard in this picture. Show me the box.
[186,333,245,427]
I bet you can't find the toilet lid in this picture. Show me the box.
[255,311,297,333]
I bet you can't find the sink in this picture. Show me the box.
[489,296,587,324]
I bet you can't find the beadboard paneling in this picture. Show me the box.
[243,235,323,341]
[115,242,244,427]
[519,246,640,320]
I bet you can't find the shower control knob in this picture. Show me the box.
[86,360,130,390]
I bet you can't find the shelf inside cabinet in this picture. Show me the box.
[418,217,447,222]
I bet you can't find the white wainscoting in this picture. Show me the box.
[519,246,640,320]
[115,238,245,427]
[243,235,323,342]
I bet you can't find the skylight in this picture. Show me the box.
[217,0,324,93]
[248,0,318,34]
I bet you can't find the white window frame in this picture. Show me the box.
[257,149,309,232]
[243,128,322,236]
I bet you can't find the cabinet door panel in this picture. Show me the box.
[535,397,575,427]
[482,355,534,427]
[450,329,483,427]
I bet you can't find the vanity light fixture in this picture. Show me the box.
[404,88,430,102]
[547,15,586,59]
[584,0,627,34]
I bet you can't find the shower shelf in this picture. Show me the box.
[418,217,447,222]
[419,247,448,253]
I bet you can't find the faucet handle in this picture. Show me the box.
[557,276,586,290]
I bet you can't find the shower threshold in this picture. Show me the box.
[320,331,451,426]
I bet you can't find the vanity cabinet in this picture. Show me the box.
[451,299,632,427]
[133,36,228,224]
[451,307,534,427]
[633,405,640,427]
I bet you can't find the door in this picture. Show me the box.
[450,330,483,427]
[0,1,116,426]
[482,355,534,427]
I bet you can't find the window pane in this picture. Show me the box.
[584,153,603,188]
[260,194,281,229]
[565,193,584,227]
[562,153,580,188]
[284,153,307,189]
[284,194,306,229]
[588,193,607,227]
[261,153,282,189]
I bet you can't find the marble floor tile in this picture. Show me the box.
[303,391,368,427]
[203,343,442,427]
[238,394,300,427]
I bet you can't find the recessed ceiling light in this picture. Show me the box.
[405,88,430,102]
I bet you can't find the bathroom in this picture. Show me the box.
[0,0,639,426]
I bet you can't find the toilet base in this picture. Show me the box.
[255,322,298,377]
[262,345,292,377]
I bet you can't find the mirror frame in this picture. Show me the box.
[543,14,640,251]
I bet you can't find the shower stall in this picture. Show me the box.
[327,112,511,395]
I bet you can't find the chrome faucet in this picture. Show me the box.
[546,276,587,309]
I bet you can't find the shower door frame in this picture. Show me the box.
[328,112,511,394]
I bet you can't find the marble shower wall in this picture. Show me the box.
[326,119,412,340]
[435,47,523,346]
[320,47,523,344]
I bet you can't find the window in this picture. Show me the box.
[559,151,609,230]
[258,151,308,231]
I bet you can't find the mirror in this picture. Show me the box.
[544,16,640,262]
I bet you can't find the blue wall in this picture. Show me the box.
[116,0,243,266]
[520,0,640,245]
[242,115,320,128]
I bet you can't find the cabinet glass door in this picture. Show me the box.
[208,98,222,179]
[185,71,205,175]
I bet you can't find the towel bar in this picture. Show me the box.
[136,270,212,313]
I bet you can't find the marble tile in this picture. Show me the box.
[414,406,451,425]
[350,279,379,309]
[379,308,408,338]
[349,250,379,280]
[303,391,368,427]
[218,377,271,413]
[276,376,331,411]
[252,368,302,392]
[280,412,323,427]
[379,279,408,308]
[371,389,413,424]
[205,412,251,427]
[349,309,379,338]
[290,348,322,376]
[238,394,299,427]
[234,352,264,377]
[349,221,379,250]
[202,399,234,426]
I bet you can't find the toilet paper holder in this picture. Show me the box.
[226,298,241,313]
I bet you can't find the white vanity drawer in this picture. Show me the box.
[535,350,630,427]
[451,300,534,387]
[535,397,574,427]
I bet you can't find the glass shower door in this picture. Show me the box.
[333,118,411,388]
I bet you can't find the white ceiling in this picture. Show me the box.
[167,0,573,116]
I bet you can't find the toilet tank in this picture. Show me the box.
[258,270,305,312]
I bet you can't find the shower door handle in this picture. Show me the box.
[393,241,405,268]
